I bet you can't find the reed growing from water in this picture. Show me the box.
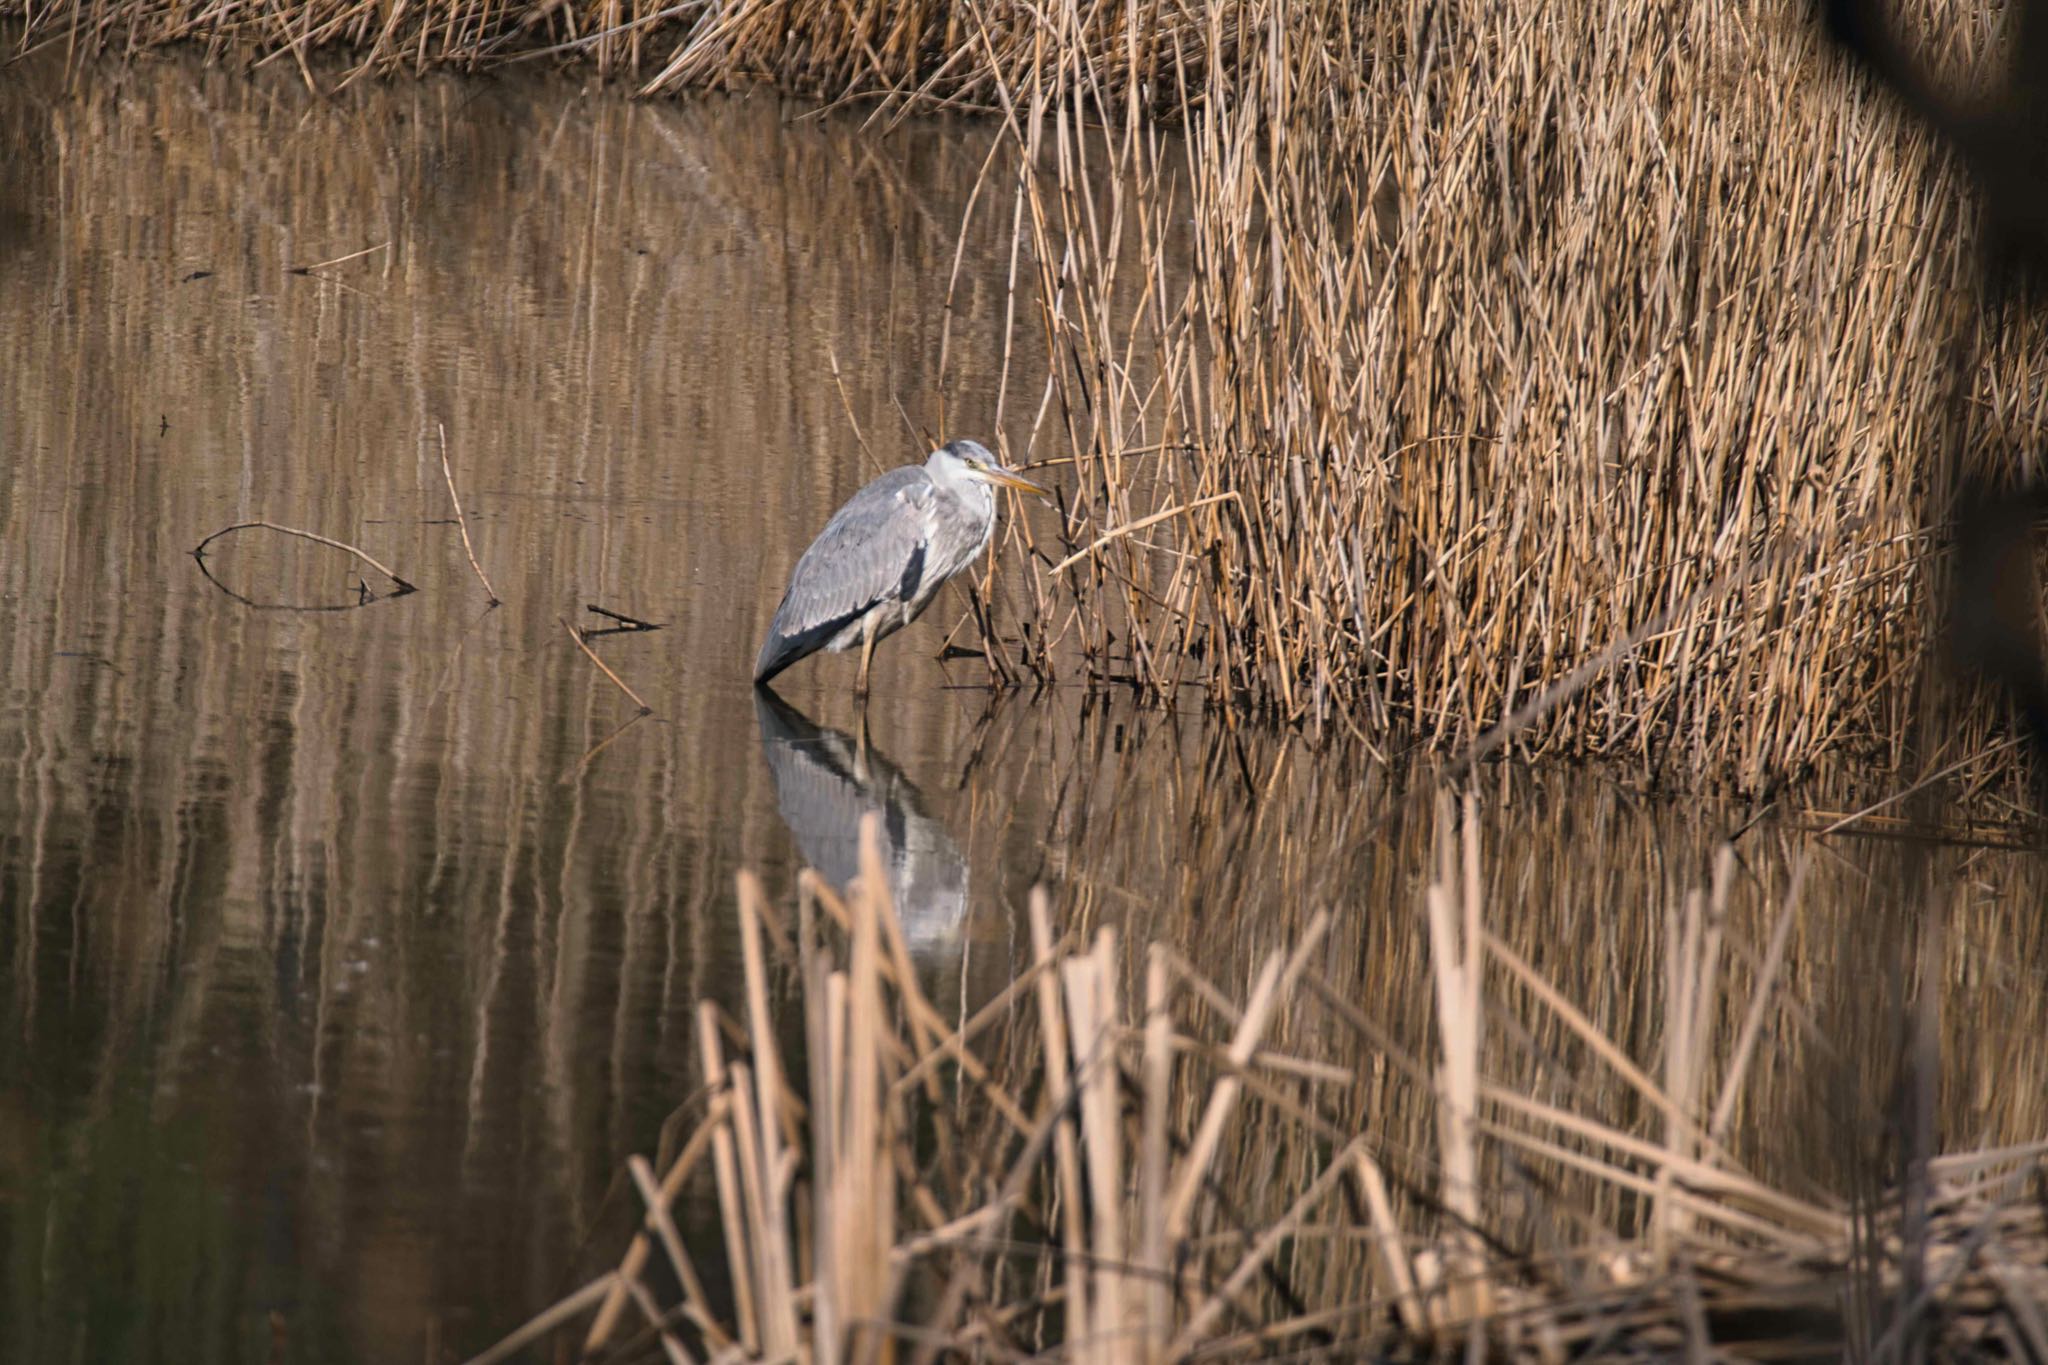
[24,0,2048,787]
[469,802,2048,1362]
[977,0,2048,794]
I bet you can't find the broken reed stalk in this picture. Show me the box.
[1422,789,1489,1328]
[467,1275,618,1365]
[1025,887,1089,1356]
[559,614,654,714]
[471,793,2048,1364]
[1654,859,1725,1263]
[437,421,499,606]
[1045,491,1241,578]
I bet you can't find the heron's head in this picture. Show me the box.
[930,439,1050,498]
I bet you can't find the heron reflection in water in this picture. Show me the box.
[754,689,971,965]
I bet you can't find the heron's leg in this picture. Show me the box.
[855,614,877,700]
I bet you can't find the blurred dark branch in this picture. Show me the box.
[1815,0,2048,816]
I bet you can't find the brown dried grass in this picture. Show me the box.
[980,0,2048,793]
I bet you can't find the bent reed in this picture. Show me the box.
[24,0,2048,787]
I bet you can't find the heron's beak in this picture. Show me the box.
[977,464,1052,499]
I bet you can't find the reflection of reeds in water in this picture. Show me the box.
[967,706,2048,1352]
[480,803,2048,1363]
[0,59,1049,1363]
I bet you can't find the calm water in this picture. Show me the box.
[5,51,2048,1365]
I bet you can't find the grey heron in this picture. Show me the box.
[754,438,1048,692]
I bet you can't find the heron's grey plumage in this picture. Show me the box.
[754,438,1043,688]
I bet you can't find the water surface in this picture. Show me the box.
[4,50,2047,1365]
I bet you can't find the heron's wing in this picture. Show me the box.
[755,466,942,682]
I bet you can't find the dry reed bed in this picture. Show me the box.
[470,800,2048,1363]
[22,0,2048,791]
[988,0,2048,793]
[4,0,1226,107]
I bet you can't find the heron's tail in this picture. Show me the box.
[755,597,870,685]
[754,631,801,686]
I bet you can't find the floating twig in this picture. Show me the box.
[288,241,391,275]
[438,423,499,606]
[582,603,662,637]
[560,615,654,714]
[194,521,412,588]
[191,520,416,610]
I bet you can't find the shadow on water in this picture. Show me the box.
[3,36,2048,1365]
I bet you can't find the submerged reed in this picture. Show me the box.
[468,801,2048,1362]
[25,0,2048,787]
